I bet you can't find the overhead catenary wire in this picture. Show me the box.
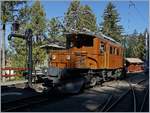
[129,1,148,25]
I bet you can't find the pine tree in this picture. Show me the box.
[9,1,47,68]
[64,0,97,32]
[1,1,26,23]
[30,1,46,42]
[126,30,145,60]
[8,38,27,67]
[100,2,123,42]
[48,17,65,43]
[1,1,26,70]
[79,5,97,32]
[65,0,80,31]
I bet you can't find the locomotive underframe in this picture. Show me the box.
[46,67,124,88]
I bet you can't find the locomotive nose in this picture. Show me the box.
[47,67,63,84]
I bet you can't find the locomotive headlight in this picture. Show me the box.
[66,55,71,60]
[52,55,56,60]
[44,69,47,73]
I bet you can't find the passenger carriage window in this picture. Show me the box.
[100,42,105,54]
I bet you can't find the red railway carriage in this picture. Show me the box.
[125,58,144,73]
[45,32,124,87]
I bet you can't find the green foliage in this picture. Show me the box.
[32,41,46,68]
[126,30,145,60]
[18,1,46,41]
[65,0,80,30]
[1,1,26,23]
[2,1,26,69]
[9,1,47,68]
[30,1,46,41]
[100,2,123,42]
[79,5,97,31]
[64,0,97,32]
[8,38,27,67]
[48,17,65,42]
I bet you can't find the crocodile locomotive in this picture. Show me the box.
[43,32,125,92]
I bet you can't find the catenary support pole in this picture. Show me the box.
[0,1,1,107]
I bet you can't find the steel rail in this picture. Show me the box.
[128,80,136,112]
[140,87,149,112]
[99,95,113,112]
[2,93,48,112]
[3,97,48,112]
[103,78,147,112]
[2,89,71,112]
[104,87,130,112]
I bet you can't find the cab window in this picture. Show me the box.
[100,42,105,54]
[113,47,115,54]
[110,46,113,54]
[116,48,119,55]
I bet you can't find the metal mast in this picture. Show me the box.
[0,1,6,79]
[2,1,6,73]
[0,1,2,75]
[2,18,5,75]
[145,30,148,64]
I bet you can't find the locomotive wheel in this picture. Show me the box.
[90,77,97,87]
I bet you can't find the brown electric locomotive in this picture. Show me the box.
[45,32,124,91]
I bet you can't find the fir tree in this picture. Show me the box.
[65,0,80,31]
[126,30,145,60]
[48,17,65,43]
[30,1,46,42]
[79,5,97,32]
[9,1,47,68]
[64,0,97,32]
[100,2,123,42]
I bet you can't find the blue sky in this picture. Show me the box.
[41,0,149,34]
[5,0,149,48]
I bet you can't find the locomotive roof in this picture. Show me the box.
[64,32,122,46]
[40,44,65,49]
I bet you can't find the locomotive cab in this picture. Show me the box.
[66,33,95,49]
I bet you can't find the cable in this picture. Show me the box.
[129,1,147,21]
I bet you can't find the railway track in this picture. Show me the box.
[2,73,148,112]
[95,78,148,112]
[1,88,71,112]
[139,87,149,112]
[2,92,48,112]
